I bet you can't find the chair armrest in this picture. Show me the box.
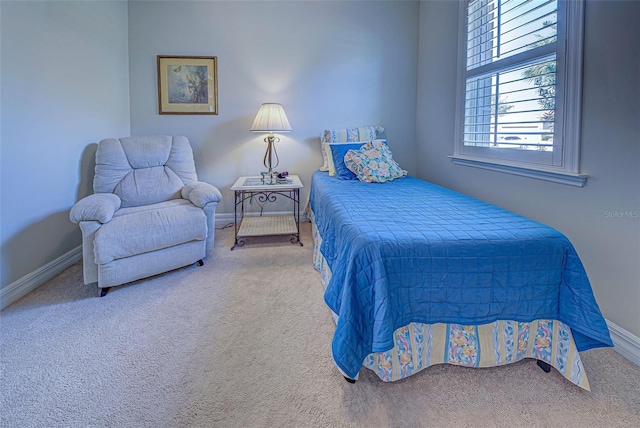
[70,193,121,224]
[182,182,222,208]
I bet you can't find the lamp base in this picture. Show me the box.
[261,134,280,185]
[260,171,279,185]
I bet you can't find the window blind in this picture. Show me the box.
[463,0,558,151]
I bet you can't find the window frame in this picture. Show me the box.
[451,0,587,187]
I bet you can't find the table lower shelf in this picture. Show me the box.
[237,215,298,237]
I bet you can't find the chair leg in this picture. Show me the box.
[99,287,110,297]
[536,360,551,373]
[196,259,204,267]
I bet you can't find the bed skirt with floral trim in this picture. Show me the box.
[307,207,590,390]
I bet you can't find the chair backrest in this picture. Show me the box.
[94,136,198,208]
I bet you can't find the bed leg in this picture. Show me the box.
[536,360,551,373]
[343,376,356,384]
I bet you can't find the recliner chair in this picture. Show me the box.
[70,135,221,296]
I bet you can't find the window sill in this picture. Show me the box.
[449,155,587,187]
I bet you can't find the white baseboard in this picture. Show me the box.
[606,319,640,367]
[0,246,82,310]
[215,212,237,227]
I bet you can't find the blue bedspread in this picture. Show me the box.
[309,171,612,379]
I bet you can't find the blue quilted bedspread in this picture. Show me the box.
[309,171,613,379]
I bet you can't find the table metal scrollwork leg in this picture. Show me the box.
[232,237,246,250]
[294,188,303,246]
[232,190,242,250]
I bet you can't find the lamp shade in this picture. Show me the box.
[250,103,292,132]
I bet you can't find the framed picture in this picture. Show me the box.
[157,55,218,115]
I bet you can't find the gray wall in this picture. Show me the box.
[0,1,131,289]
[127,0,419,214]
[416,0,640,337]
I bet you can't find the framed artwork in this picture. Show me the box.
[157,55,218,115]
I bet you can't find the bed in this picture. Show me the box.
[308,132,612,390]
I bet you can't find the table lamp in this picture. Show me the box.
[250,103,292,183]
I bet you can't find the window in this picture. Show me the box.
[452,0,586,186]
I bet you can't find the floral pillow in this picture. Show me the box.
[344,140,407,183]
[327,139,387,178]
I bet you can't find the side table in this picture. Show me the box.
[230,175,304,250]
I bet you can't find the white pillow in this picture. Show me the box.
[319,125,384,171]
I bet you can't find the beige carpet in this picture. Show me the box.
[1,222,639,427]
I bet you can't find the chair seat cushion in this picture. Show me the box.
[94,200,207,264]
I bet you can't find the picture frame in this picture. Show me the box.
[157,55,218,115]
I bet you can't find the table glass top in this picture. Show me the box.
[231,175,303,190]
